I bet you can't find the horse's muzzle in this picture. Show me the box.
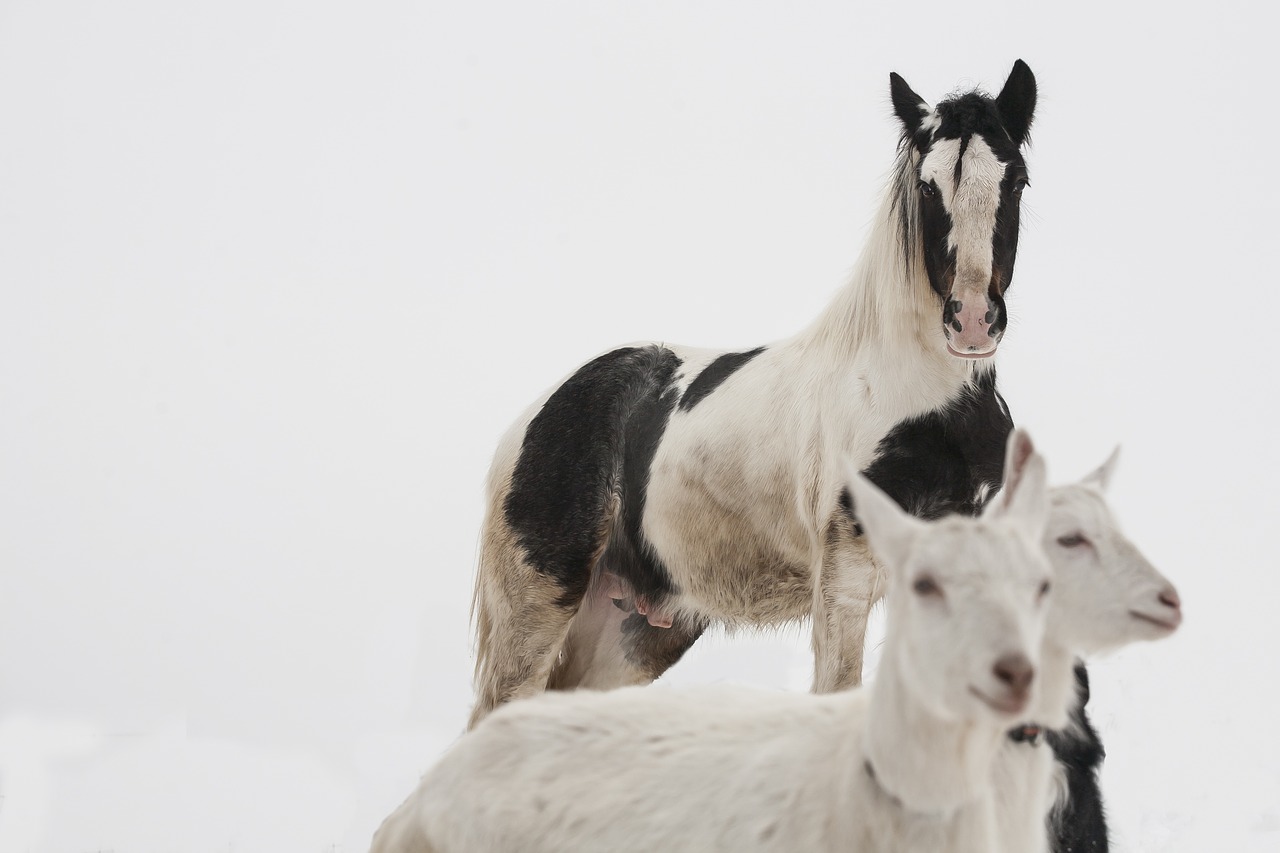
[943,287,1001,358]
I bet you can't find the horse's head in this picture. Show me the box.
[891,61,1037,360]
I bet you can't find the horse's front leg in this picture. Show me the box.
[811,512,884,693]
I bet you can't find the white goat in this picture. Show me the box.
[992,447,1183,853]
[370,431,1053,853]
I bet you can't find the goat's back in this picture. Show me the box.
[421,684,870,852]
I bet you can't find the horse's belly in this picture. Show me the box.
[674,555,815,625]
[644,465,817,624]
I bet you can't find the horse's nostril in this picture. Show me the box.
[1159,588,1181,611]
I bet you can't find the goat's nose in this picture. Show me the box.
[993,653,1035,694]
[1159,586,1181,612]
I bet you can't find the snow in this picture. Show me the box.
[1,1,1275,850]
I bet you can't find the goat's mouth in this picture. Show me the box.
[969,686,1026,716]
[1128,609,1181,633]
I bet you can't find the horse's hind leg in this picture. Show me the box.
[469,523,586,729]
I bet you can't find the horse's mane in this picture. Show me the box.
[889,135,923,280]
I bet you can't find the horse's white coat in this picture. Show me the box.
[991,452,1182,853]
[471,146,990,722]
[372,439,1053,853]
[468,66,1035,728]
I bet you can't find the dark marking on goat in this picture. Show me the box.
[678,347,766,412]
[1046,663,1110,852]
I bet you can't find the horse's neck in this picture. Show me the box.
[791,193,980,411]
[863,652,1003,817]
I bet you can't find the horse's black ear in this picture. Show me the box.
[995,59,1037,147]
[890,72,928,136]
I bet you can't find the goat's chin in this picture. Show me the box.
[1128,610,1181,636]
[968,686,1027,718]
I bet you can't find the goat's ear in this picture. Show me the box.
[890,72,929,137]
[986,428,1049,536]
[846,466,922,572]
[988,427,1034,514]
[1082,445,1120,492]
[995,59,1037,148]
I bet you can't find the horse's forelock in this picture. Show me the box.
[891,137,924,278]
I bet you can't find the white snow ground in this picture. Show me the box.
[1,2,1276,851]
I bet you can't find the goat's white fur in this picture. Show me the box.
[991,447,1182,853]
[372,433,1053,853]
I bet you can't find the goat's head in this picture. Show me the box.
[848,429,1052,722]
[1044,448,1182,655]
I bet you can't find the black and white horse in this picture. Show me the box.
[469,61,1036,726]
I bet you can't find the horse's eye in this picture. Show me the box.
[1056,533,1087,548]
[913,575,942,597]
[1013,178,1029,194]
[919,181,936,198]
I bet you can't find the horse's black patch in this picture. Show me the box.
[989,162,1029,323]
[678,347,766,412]
[504,345,682,606]
[953,133,970,187]
[933,94,1009,142]
[1046,664,1110,852]
[852,369,1013,522]
[838,487,853,516]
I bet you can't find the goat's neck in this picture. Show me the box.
[1033,638,1078,732]
[863,653,1004,816]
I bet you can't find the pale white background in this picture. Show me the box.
[1,1,1275,850]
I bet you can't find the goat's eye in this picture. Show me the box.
[919,181,936,198]
[1038,580,1052,599]
[1057,533,1088,548]
[913,575,942,597]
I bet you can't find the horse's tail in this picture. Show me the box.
[468,538,492,704]
[468,434,553,730]
[468,511,514,728]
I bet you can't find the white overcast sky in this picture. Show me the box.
[1,2,1276,851]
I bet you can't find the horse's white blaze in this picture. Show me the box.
[921,135,1007,352]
